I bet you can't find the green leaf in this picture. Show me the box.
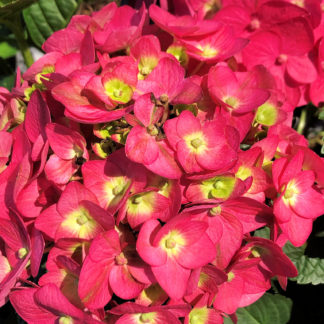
[0,0,36,18]
[0,25,17,58]
[0,73,15,90]
[253,226,270,239]
[282,241,306,263]
[290,255,324,285]
[23,0,81,48]
[0,40,17,58]
[282,240,324,285]
[224,293,293,324]
[318,109,324,120]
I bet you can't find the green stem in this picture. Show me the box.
[297,107,307,135]
[2,14,34,68]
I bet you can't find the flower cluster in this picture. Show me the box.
[0,0,324,323]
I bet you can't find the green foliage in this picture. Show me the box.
[282,240,324,285]
[23,0,81,48]
[0,73,15,89]
[289,255,324,285]
[224,293,293,324]
[318,109,324,120]
[0,0,36,18]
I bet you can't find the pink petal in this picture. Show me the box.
[152,257,190,300]
[176,233,215,269]
[278,214,313,247]
[44,154,78,185]
[35,283,85,318]
[35,204,62,241]
[10,288,56,323]
[136,220,167,266]
[286,55,317,84]
[125,126,159,165]
[24,91,51,143]
[292,188,324,219]
[109,265,144,299]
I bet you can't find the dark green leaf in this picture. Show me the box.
[318,109,324,120]
[0,40,17,58]
[290,255,324,285]
[253,226,270,239]
[225,293,293,324]
[0,73,15,90]
[0,0,36,18]
[281,240,324,285]
[23,0,81,48]
[282,241,306,263]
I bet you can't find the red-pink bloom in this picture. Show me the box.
[10,284,101,324]
[0,212,31,305]
[185,173,250,203]
[110,302,190,324]
[164,110,239,174]
[16,176,61,219]
[52,71,132,124]
[234,147,270,201]
[272,151,324,246]
[117,189,171,229]
[39,254,83,309]
[136,57,202,105]
[136,215,216,299]
[24,91,51,177]
[242,17,317,85]
[0,131,12,173]
[184,293,224,324]
[44,122,88,184]
[184,264,227,306]
[79,228,150,308]
[125,93,183,179]
[179,25,248,62]
[94,3,147,53]
[130,35,166,80]
[208,65,270,114]
[181,199,270,269]
[212,236,297,314]
[82,148,148,214]
[149,4,221,38]
[35,181,114,242]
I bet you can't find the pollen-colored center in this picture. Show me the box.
[113,184,124,196]
[18,247,28,259]
[276,54,288,65]
[210,205,222,216]
[104,78,133,104]
[224,96,239,108]
[191,138,203,148]
[189,307,208,324]
[165,238,177,249]
[139,312,155,323]
[249,18,260,30]
[76,213,89,226]
[292,0,304,7]
[281,180,299,202]
[141,66,151,76]
[58,316,73,324]
[113,89,123,98]
[227,271,235,282]
[132,196,143,204]
[198,44,219,58]
[115,252,128,265]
